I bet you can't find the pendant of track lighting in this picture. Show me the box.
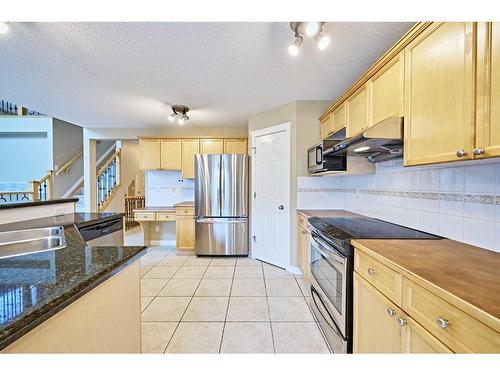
[288,22,329,56]
[168,105,190,125]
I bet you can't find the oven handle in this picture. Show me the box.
[311,287,344,336]
[311,234,346,265]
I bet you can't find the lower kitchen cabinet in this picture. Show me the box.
[176,207,195,250]
[353,273,401,353]
[297,214,311,279]
[401,315,453,353]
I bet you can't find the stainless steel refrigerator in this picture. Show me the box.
[194,154,248,256]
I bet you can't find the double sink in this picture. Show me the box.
[0,227,67,260]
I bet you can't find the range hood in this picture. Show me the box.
[323,117,404,163]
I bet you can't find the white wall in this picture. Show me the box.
[297,158,500,253]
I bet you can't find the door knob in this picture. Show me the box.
[278,205,284,210]
[456,150,467,157]
[473,148,485,155]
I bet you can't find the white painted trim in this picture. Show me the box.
[286,265,302,275]
[250,121,292,270]
[62,175,84,198]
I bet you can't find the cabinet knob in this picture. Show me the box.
[456,150,467,157]
[397,317,407,326]
[386,308,396,317]
[301,230,306,234]
[436,317,451,329]
[473,148,485,155]
[367,268,376,276]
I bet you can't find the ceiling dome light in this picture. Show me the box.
[0,22,9,34]
[305,22,320,37]
[288,36,303,56]
[317,34,330,50]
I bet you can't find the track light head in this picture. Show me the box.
[288,36,303,56]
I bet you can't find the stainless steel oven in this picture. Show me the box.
[309,231,351,353]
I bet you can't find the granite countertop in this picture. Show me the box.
[0,198,78,210]
[297,209,364,219]
[0,212,146,350]
[352,238,500,322]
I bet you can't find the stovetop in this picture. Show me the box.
[308,215,441,247]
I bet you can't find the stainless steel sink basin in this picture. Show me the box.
[0,226,66,259]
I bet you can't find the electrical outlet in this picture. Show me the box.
[155,225,160,232]
[54,207,66,216]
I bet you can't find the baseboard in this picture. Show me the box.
[286,265,303,275]
[150,240,176,246]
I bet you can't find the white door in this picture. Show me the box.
[251,122,290,268]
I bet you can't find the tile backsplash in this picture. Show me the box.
[297,158,500,252]
[145,170,194,207]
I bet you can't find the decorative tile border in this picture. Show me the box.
[298,187,499,205]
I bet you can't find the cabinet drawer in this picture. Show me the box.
[176,207,195,216]
[354,250,402,305]
[156,212,176,221]
[402,277,500,353]
[134,212,155,221]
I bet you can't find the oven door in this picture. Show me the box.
[309,233,347,337]
[307,144,323,173]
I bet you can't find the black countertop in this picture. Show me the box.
[0,198,78,210]
[0,212,146,350]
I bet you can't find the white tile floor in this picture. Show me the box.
[139,246,330,354]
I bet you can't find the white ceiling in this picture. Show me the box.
[0,22,414,128]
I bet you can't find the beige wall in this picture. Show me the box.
[248,100,330,269]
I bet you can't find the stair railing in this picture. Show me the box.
[29,171,54,201]
[55,150,83,176]
[96,148,121,211]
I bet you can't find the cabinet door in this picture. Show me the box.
[476,22,500,158]
[176,216,195,249]
[346,85,368,137]
[401,316,453,353]
[139,139,161,170]
[369,52,404,126]
[404,22,475,166]
[320,115,333,139]
[224,139,247,154]
[332,103,347,133]
[200,139,224,154]
[160,139,182,170]
[181,139,200,179]
[353,273,401,353]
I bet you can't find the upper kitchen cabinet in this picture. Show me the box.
[223,139,248,154]
[139,138,161,170]
[476,22,500,158]
[404,22,475,166]
[200,138,224,154]
[332,103,347,134]
[181,139,200,179]
[320,113,334,140]
[346,85,369,138]
[368,52,404,126]
[160,139,182,170]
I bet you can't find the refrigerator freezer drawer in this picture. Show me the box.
[195,218,248,256]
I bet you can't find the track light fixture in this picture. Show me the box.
[168,105,190,125]
[0,22,9,34]
[288,22,330,56]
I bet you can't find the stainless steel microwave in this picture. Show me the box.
[307,141,346,174]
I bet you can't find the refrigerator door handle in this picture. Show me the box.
[196,217,247,224]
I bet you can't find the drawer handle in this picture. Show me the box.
[386,308,396,317]
[456,150,467,157]
[367,268,376,276]
[397,317,407,327]
[436,317,451,330]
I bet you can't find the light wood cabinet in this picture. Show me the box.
[476,22,500,158]
[160,139,182,170]
[346,85,369,137]
[139,139,161,170]
[224,139,247,154]
[176,207,195,250]
[368,52,404,126]
[401,315,453,353]
[200,138,224,154]
[332,103,347,134]
[297,215,311,280]
[353,273,401,353]
[181,139,200,179]
[320,113,334,140]
[404,22,475,166]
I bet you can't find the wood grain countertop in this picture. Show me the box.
[352,238,500,322]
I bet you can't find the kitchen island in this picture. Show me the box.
[0,212,146,353]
